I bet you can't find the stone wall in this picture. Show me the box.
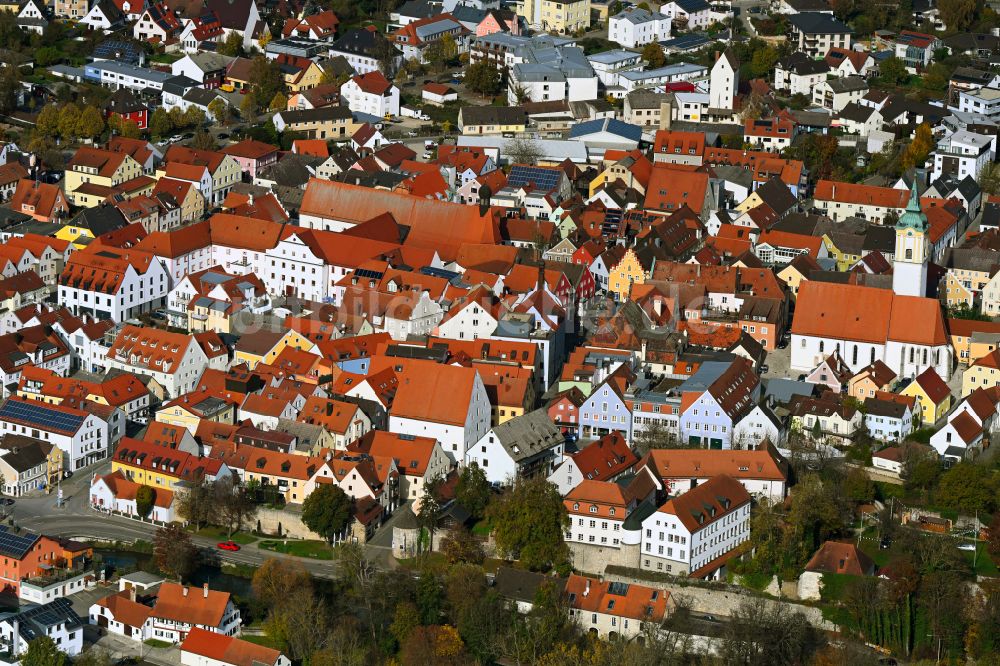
[253,507,321,540]
[567,542,639,573]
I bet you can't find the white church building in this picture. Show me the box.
[790,184,951,380]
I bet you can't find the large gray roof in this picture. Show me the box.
[489,409,563,462]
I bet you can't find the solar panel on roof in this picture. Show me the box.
[355,268,384,280]
[0,525,38,559]
[507,165,561,192]
[0,400,86,434]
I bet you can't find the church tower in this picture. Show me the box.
[892,181,930,297]
[709,49,738,112]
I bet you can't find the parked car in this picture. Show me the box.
[217,541,240,552]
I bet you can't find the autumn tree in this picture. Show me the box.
[641,42,666,69]
[207,97,228,124]
[58,103,80,141]
[487,477,569,571]
[401,625,467,666]
[252,557,312,607]
[190,129,218,151]
[76,105,106,141]
[902,123,934,171]
[213,476,256,539]
[269,92,287,112]
[249,56,286,105]
[633,421,681,455]
[505,136,543,165]
[785,473,851,562]
[937,0,978,30]
[152,523,198,582]
[35,105,59,138]
[240,90,259,119]
[749,45,779,78]
[302,483,353,544]
[441,525,485,564]
[108,115,140,139]
[935,461,998,515]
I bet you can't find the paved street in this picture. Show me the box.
[9,461,402,580]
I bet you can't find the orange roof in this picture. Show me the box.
[349,70,393,95]
[96,470,174,507]
[298,396,361,433]
[292,139,329,158]
[60,247,157,294]
[644,166,709,214]
[657,474,751,532]
[181,628,281,666]
[389,364,480,426]
[792,281,947,346]
[813,180,908,208]
[804,541,874,575]
[96,589,154,628]
[10,179,66,219]
[644,447,786,482]
[350,430,438,477]
[757,229,823,257]
[213,445,323,479]
[152,582,232,627]
[652,130,705,158]
[564,574,668,623]
[68,146,128,178]
[222,139,278,160]
[106,325,195,374]
[299,178,500,261]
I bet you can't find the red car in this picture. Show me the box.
[217,541,240,552]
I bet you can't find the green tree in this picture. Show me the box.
[168,106,187,130]
[487,477,569,571]
[785,473,850,560]
[109,115,141,139]
[21,637,67,666]
[922,62,950,91]
[153,522,198,581]
[135,485,155,517]
[417,476,444,553]
[641,41,666,69]
[455,462,490,519]
[57,103,80,141]
[749,45,778,78]
[250,56,286,105]
[842,466,875,503]
[390,601,421,646]
[301,483,353,544]
[76,105,105,141]
[149,107,172,139]
[879,56,909,86]
[979,161,1000,195]
[935,462,998,515]
[217,30,243,57]
[465,61,501,97]
[34,46,61,67]
[0,65,19,116]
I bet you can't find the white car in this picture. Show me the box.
[958,543,977,551]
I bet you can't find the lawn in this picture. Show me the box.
[241,634,283,650]
[258,539,333,560]
[150,53,183,64]
[143,639,172,649]
[962,543,999,576]
[819,572,862,602]
[193,526,257,545]
[472,519,491,536]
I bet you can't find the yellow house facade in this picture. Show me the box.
[900,374,952,426]
[821,234,862,272]
[285,62,324,93]
[941,272,975,308]
[589,161,646,198]
[961,349,1000,397]
[515,0,590,33]
[64,149,143,208]
[234,329,316,369]
[777,262,808,300]
[608,248,646,300]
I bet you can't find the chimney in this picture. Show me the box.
[584,579,590,597]
[129,586,136,602]
[183,586,189,597]
[714,51,720,62]
[203,583,209,598]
